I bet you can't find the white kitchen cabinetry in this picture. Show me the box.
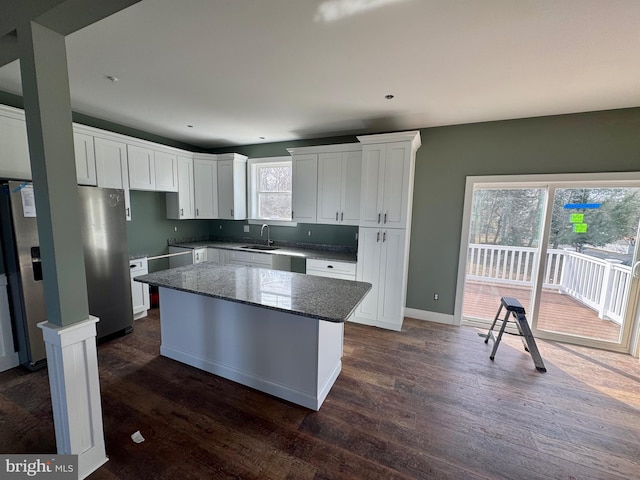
[317,146,362,226]
[353,131,421,331]
[154,151,179,192]
[193,155,218,219]
[0,106,31,180]
[228,250,272,268]
[73,132,97,186]
[94,136,132,221]
[127,144,155,190]
[288,151,318,223]
[130,258,150,320]
[306,259,356,281]
[217,154,247,220]
[193,248,207,263]
[354,228,407,330]
[357,132,421,229]
[206,248,230,264]
[166,155,195,219]
[128,145,178,192]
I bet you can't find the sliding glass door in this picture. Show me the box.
[457,174,640,353]
[534,186,640,348]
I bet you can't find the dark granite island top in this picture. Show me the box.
[135,262,371,323]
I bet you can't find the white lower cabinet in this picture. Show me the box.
[228,250,272,268]
[353,227,408,331]
[206,248,230,264]
[306,259,356,281]
[130,258,150,320]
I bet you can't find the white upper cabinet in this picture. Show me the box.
[166,155,195,219]
[127,144,155,190]
[316,146,362,225]
[128,145,178,192]
[154,150,178,192]
[94,136,131,220]
[73,132,97,186]
[357,131,421,229]
[193,155,218,219]
[0,106,31,180]
[217,154,247,220]
[288,151,318,223]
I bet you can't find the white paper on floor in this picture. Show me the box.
[131,430,145,444]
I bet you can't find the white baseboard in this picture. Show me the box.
[161,344,332,410]
[404,308,456,325]
[349,316,402,331]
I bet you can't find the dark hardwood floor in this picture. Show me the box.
[1,309,639,479]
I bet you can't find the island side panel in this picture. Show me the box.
[157,287,343,410]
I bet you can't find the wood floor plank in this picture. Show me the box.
[1,310,639,479]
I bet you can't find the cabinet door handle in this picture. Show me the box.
[231,209,234,217]
[196,208,199,216]
[377,213,381,224]
[180,208,183,216]
[384,213,387,224]
[377,231,380,242]
[292,210,294,219]
[341,212,343,221]
[383,231,387,242]
[336,212,339,221]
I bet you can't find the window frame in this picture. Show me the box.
[247,156,296,226]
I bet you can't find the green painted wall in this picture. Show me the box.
[126,190,211,272]
[407,107,640,315]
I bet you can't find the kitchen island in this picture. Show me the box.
[135,262,371,410]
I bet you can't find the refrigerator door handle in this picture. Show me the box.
[30,246,43,281]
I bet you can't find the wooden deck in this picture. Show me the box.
[462,280,622,342]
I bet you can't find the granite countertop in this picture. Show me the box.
[135,262,371,323]
[172,240,357,263]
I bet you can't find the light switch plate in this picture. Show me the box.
[243,225,250,233]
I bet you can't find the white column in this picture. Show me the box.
[38,317,108,479]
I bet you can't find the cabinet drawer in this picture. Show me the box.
[306,259,356,278]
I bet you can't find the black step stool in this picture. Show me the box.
[484,296,546,372]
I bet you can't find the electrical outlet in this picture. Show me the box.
[174,226,178,232]
[219,225,222,230]
[434,293,439,300]
[243,225,250,233]
[308,230,312,236]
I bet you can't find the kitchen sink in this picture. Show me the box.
[241,245,280,251]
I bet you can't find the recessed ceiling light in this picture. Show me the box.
[105,75,119,83]
[385,94,394,100]
[259,136,266,140]
[187,125,194,128]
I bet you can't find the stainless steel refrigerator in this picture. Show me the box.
[0,181,133,369]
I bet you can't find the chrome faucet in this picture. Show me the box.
[261,224,273,246]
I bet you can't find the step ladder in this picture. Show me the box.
[483,296,546,372]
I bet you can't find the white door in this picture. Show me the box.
[127,145,155,190]
[292,154,318,223]
[193,159,218,218]
[381,142,410,228]
[378,229,407,327]
[317,152,342,224]
[217,160,234,219]
[355,227,381,322]
[95,137,127,189]
[341,150,362,225]
[155,151,178,192]
[360,145,385,227]
[176,155,194,219]
[73,132,96,186]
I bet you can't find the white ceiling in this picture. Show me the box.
[1,0,639,149]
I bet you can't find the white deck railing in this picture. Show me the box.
[466,244,632,324]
